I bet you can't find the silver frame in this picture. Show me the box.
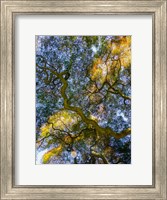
[1,0,166,199]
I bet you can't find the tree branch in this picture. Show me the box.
[37,56,131,140]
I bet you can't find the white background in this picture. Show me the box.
[15,15,152,185]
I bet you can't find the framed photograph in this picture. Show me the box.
[36,34,132,165]
[1,0,166,199]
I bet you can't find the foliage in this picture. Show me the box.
[36,36,131,164]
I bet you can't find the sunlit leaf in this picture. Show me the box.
[71,150,77,158]
[43,145,63,164]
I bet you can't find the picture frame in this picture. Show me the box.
[0,0,166,199]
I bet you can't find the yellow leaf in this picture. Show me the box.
[64,135,72,144]
[108,36,131,68]
[90,58,107,84]
[43,145,63,164]
[71,151,77,158]
[111,43,121,55]
[90,114,98,122]
[40,124,52,137]
[40,110,80,138]
[120,49,131,68]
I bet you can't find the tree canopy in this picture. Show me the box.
[36,35,131,164]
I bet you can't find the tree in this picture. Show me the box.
[36,36,131,164]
